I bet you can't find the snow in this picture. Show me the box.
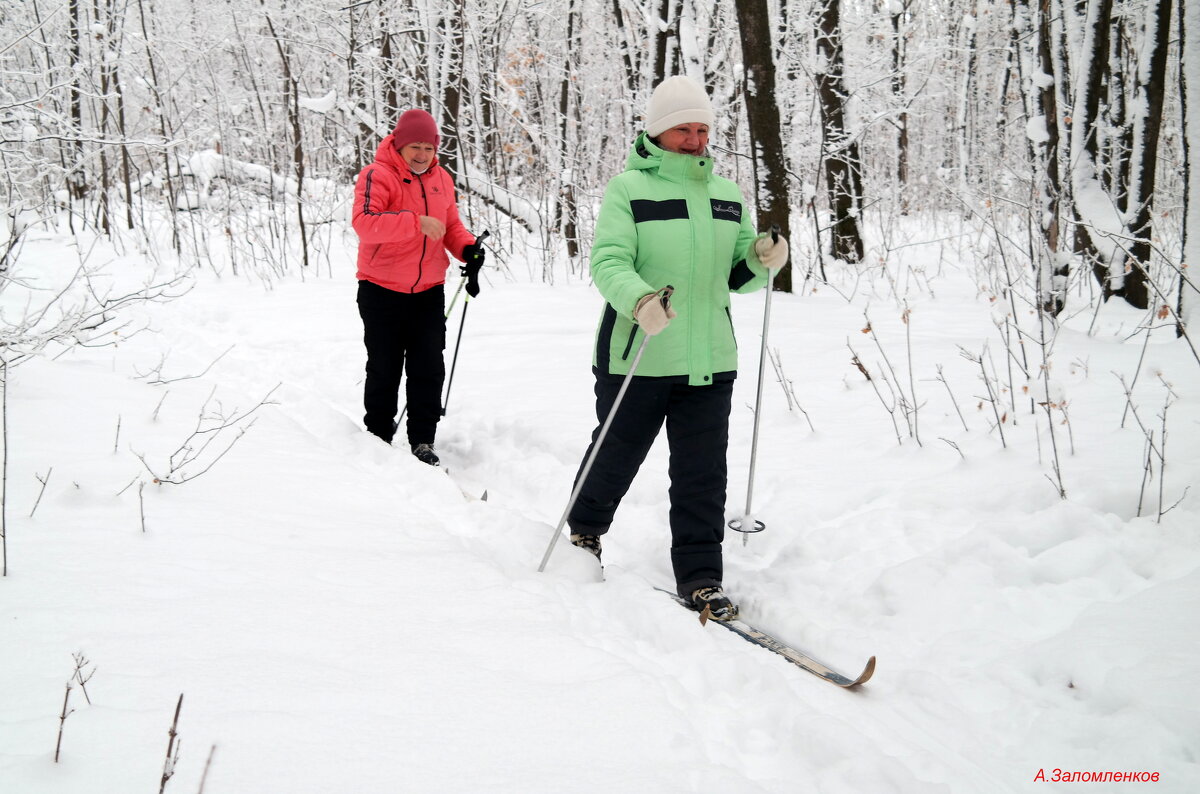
[1025,115,1050,144]
[297,90,337,115]
[1,217,1198,793]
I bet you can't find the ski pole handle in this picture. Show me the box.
[461,230,490,277]
[657,284,675,309]
[770,223,780,243]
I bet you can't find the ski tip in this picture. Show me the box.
[845,655,876,688]
[481,490,489,502]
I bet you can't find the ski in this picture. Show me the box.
[656,587,875,688]
[443,469,487,502]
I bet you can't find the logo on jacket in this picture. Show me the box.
[710,200,742,222]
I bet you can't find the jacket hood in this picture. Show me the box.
[625,132,714,182]
[375,133,440,176]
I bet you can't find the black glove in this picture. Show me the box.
[461,240,486,297]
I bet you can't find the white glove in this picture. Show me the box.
[754,233,789,271]
[634,291,678,335]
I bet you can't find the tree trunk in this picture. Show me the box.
[134,0,180,250]
[557,0,582,261]
[1101,17,1130,201]
[103,0,134,231]
[1120,0,1172,310]
[67,0,87,202]
[652,0,680,86]
[94,0,113,236]
[734,0,793,291]
[346,8,374,178]
[956,0,979,195]
[611,0,638,96]
[814,0,864,264]
[438,0,465,180]
[1034,0,1065,314]
[265,11,310,270]
[891,0,909,216]
[1180,0,1198,336]
[1065,0,1123,302]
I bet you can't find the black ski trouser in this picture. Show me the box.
[568,373,733,597]
[357,280,446,447]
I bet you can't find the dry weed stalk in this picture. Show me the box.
[160,694,183,793]
[134,384,279,486]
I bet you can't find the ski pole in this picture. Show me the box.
[444,275,467,319]
[441,299,469,415]
[729,225,782,543]
[441,230,488,416]
[538,286,674,572]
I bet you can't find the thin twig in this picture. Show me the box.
[135,384,279,486]
[935,365,969,431]
[152,391,169,421]
[71,652,94,705]
[848,340,903,445]
[30,467,53,517]
[197,744,217,794]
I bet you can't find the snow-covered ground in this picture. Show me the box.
[2,220,1197,793]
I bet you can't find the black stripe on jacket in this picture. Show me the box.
[630,199,689,223]
[360,169,407,217]
[596,303,619,373]
[729,260,756,289]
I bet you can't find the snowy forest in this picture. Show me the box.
[2,0,1200,792]
[1,0,1196,318]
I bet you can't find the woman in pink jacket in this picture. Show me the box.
[352,109,485,466]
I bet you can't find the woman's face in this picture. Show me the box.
[655,123,710,156]
[398,142,436,174]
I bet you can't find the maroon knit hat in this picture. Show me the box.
[392,109,440,150]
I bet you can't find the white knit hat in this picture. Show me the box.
[645,76,715,137]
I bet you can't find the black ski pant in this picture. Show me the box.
[357,280,446,447]
[568,372,733,597]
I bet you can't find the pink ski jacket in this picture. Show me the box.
[352,134,475,293]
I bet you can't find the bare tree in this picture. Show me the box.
[556,0,583,261]
[814,0,865,264]
[734,0,793,290]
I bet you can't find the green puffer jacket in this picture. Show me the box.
[590,133,770,386]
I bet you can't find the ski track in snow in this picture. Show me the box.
[1,229,1198,793]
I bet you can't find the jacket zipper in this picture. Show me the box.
[409,173,430,292]
[621,326,638,360]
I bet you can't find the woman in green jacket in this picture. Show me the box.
[567,76,788,620]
